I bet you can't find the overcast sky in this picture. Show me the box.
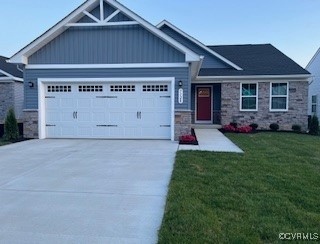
[1,0,319,67]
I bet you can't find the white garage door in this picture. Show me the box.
[44,82,172,139]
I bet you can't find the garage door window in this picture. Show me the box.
[79,85,103,92]
[143,85,168,92]
[110,85,135,92]
[47,85,71,93]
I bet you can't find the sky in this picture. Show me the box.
[1,0,320,68]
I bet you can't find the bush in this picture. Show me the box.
[269,123,279,131]
[249,123,258,130]
[237,126,253,133]
[223,124,237,132]
[230,122,237,128]
[309,115,319,135]
[3,108,19,141]
[292,124,301,132]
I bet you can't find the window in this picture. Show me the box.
[143,85,168,92]
[79,85,103,92]
[270,83,288,111]
[47,85,71,93]
[110,85,135,92]
[312,95,317,113]
[240,83,258,110]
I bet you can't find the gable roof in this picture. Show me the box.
[157,20,242,71]
[0,56,23,81]
[9,0,200,64]
[306,47,320,70]
[199,44,310,77]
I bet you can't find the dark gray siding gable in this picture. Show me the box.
[160,25,230,69]
[29,25,186,64]
[24,67,190,110]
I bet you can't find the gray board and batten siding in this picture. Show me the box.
[29,24,187,64]
[24,67,191,109]
[159,24,231,69]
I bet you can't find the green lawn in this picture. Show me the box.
[158,133,320,243]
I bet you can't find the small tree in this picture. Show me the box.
[309,115,319,135]
[3,108,19,141]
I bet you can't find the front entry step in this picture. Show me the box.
[192,124,222,129]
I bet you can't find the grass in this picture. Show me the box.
[0,139,11,146]
[158,133,320,243]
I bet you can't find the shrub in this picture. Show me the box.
[269,123,279,131]
[223,124,237,132]
[249,123,258,130]
[309,115,319,135]
[3,108,19,141]
[237,126,253,133]
[230,122,238,128]
[292,124,301,132]
[180,135,196,142]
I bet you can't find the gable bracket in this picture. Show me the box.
[66,0,138,27]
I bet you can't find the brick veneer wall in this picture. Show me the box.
[175,111,192,140]
[221,81,308,131]
[23,110,38,138]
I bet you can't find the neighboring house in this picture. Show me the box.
[8,0,310,140]
[306,48,320,119]
[0,56,23,124]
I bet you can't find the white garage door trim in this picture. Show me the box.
[38,77,175,141]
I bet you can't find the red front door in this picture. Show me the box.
[196,87,212,121]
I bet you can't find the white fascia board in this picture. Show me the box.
[195,74,311,81]
[25,63,189,69]
[9,0,98,64]
[306,47,320,70]
[108,0,200,62]
[9,0,199,64]
[157,20,243,70]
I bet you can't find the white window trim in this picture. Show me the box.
[269,82,289,112]
[240,82,258,111]
[37,77,175,141]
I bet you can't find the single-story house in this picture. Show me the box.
[8,0,310,140]
[306,48,320,118]
[0,56,23,124]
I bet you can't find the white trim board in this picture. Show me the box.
[306,47,320,69]
[195,74,311,82]
[0,69,23,82]
[26,63,189,69]
[9,0,200,64]
[157,20,243,71]
[37,77,176,141]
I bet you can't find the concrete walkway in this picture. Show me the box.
[179,129,243,153]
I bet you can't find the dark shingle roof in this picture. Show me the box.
[199,44,309,76]
[0,56,23,78]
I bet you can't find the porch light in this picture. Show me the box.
[179,80,183,87]
[28,82,34,88]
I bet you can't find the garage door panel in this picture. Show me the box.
[46,99,60,108]
[60,126,77,137]
[45,81,171,139]
[61,111,74,122]
[109,112,123,123]
[61,98,76,108]
[77,98,91,108]
[92,112,106,122]
[108,99,122,108]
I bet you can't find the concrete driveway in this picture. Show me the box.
[0,139,177,243]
